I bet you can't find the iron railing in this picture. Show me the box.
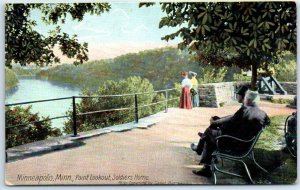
[5,88,179,137]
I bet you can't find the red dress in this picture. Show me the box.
[179,86,192,109]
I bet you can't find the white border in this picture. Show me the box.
[0,1,299,190]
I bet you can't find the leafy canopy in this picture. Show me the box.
[143,2,296,69]
[5,3,111,67]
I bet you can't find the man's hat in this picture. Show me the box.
[235,85,249,97]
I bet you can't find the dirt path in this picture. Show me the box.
[5,102,295,185]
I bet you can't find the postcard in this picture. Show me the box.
[4,1,297,185]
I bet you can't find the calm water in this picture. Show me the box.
[5,77,81,132]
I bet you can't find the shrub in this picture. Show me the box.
[232,73,251,82]
[63,77,166,134]
[5,67,18,90]
[272,51,297,82]
[198,66,228,84]
[166,83,182,108]
[219,102,225,107]
[5,106,62,148]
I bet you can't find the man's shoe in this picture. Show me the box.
[190,143,198,151]
[192,167,212,178]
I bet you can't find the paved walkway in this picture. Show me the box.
[5,102,296,185]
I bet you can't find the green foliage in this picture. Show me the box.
[233,73,251,82]
[233,51,296,82]
[197,66,227,84]
[5,67,18,90]
[272,51,297,82]
[38,48,200,90]
[5,3,110,67]
[12,66,42,77]
[167,83,181,108]
[38,47,243,91]
[149,2,296,88]
[253,115,296,184]
[219,102,225,107]
[5,106,62,148]
[63,77,166,134]
[157,2,296,64]
[270,98,293,105]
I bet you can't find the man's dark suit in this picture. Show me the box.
[197,104,270,165]
[195,105,245,155]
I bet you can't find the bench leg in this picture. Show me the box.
[241,161,254,184]
[251,152,268,174]
[211,157,218,185]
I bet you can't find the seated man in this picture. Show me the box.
[191,85,249,155]
[192,90,270,177]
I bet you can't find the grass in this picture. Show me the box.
[217,115,297,184]
[255,115,286,150]
[253,115,297,184]
[270,98,294,105]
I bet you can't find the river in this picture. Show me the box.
[5,77,81,132]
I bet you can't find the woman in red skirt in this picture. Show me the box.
[179,72,192,109]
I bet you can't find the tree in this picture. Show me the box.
[142,2,296,89]
[63,77,165,134]
[5,3,110,67]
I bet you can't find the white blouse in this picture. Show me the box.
[181,78,192,88]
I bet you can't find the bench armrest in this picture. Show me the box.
[216,135,256,152]
[216,135,256,143]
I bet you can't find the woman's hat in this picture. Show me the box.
[181,72,188,76]
[189,71,197,76]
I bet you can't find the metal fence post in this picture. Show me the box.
[72,96,78,136]
[165,90,168,113]
[134,94,139,123]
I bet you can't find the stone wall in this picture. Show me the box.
[280,82,297,95]
[198,82,236,108]
[198,84,217,107]
[198,81,297,107]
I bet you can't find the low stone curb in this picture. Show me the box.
[6,112,165,163]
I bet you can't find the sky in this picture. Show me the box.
[31,3,181,62]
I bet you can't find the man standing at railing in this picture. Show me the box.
[179,72,192,109]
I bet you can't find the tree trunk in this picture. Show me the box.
[251,63,258,90]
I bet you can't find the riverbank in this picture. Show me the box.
[5,68,18,91]
[5,77,81,131]
[12,66,42,77]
